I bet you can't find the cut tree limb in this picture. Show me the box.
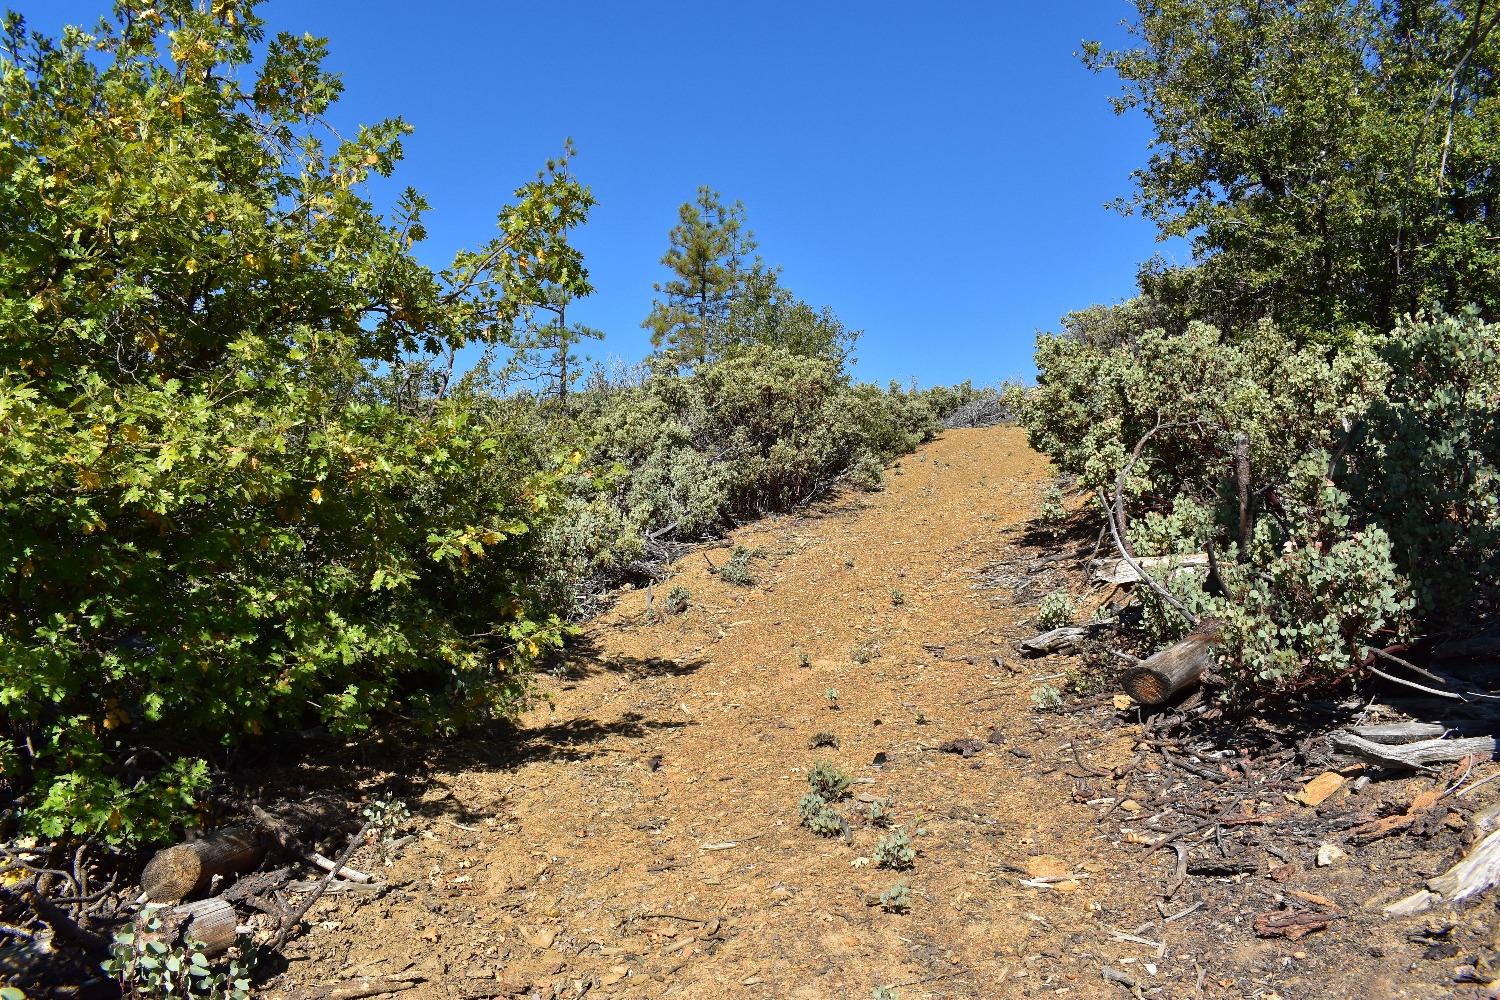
[139,897,239,955]
[1385,827,1500,917]
[1121,629,1220,706]
[1348,722,1448,744]
[142,825,267,903]
[1091,553,1209,586]
[1329,730,1497,771]
[1019,627,1089,656]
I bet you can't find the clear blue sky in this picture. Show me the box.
[25,1,1182,386]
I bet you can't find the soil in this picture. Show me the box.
[244,427,1500,1000]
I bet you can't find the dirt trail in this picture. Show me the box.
[265,427,1449,999]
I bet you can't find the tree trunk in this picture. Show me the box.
[1122,629,1219,705]
[142,825,266,903]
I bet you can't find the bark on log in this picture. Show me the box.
[1019,626,1087,656]
[139,897,240,955]
[1328,731,1497,770]
[142,825,266,903]
[1348,722,1448,744]
[1122,630,1219,706]
[1091,553,1209,586]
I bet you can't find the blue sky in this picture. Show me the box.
[25,1,1181,386]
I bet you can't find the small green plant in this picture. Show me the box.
[850,639,878,664]
[797,648,812,668]
[825,687,840,708]
[1035,590,1075,630]
[877,880,912,913]
[889,589,905,606]
[360,796,412,859]
[1039,482,1067,530]
[874,828,916,870]
[104,912,256,999]
[806,760,852,800]
[913,709,929,725]
[872,987,899,1000]
[808,731,839,749]
[868,798,893,826]
[662,585,691,615]
[1030,684,1065,711]
[798,791,846,838]
[718,545,763,586]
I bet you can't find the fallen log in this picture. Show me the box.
[139,897,240,956]
[1385,826,1500,917]
[1432,637,1500,660]
[1348,722,1448,744]
[1328,731,1497,771]
[1019,626,1088,657]
[142,825,266,903]
[1092,553,1209,586]
[1121,630,1219,706]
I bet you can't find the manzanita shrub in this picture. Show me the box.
[0,2,592,844]
[1021,305,1498,702]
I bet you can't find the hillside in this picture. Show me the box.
[238,427,1488,1000]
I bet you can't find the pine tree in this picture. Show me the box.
[643,187,760,364]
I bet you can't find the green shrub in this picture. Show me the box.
[0,6,589,844]
[1035,591,1074,630]
[662,585,691,615]
[798,791,845,838]
[542,345,941,604]
[806,761,851,801]
[874,829,915,870]
[877,880,912,913]
[718,545,762,586]
[1018,307,1495,701]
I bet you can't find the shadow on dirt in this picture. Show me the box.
[549,635,708,682]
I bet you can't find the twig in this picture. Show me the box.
[274,820,373,950]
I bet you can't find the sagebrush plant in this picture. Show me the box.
[1035,591,1074,630]
[1030,685,1064,711]
[717,545,762,586]
[806,761,851,801]
[0,2,588,844]
[850,639,878,664]
[808,731,838,749]
[798,791,845,838]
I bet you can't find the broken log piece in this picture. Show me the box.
[1019,626,1088,657]
[142,825,266,903]
[1328,731,1497,771]
[1432,637,1500,660]
[1121,630,1219,706]
[1385,827,1500,917]
[1092,552,1209,586]
[139,897,239,956]
[1348,722,1448,744]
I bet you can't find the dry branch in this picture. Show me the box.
[1329,730,1497,770]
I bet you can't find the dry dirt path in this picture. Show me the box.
[270,427,1439,999]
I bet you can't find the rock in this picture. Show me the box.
[1317,842,1348,867]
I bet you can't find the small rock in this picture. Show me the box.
[1317,842,1347,867]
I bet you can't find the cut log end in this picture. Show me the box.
[1121,629,1219,706]
[142,845,203,904]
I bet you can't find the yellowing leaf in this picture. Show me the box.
[310,487,322,503]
